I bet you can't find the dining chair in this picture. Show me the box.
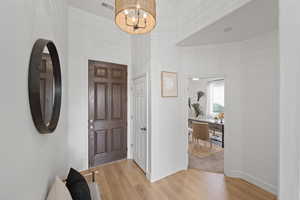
[192,122,212,148]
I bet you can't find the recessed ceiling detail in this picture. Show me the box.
[178,0,278,46]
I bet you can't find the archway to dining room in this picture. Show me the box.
[186,76,225,174]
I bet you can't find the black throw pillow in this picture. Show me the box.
[66,168,92,200]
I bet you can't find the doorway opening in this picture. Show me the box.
[88,60,128,167]
[187,76,225,174]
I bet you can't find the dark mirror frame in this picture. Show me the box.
[28,39,62,134]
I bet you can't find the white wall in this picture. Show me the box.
[0,0,69,199]
[180,31,279,194]
[240,32,279,193]
[147,0,188,182]
[279,0,300,199]
[131,34,151,78]
[131,0,188,182]
[68,7,131,170]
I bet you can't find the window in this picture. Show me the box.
[207,80,224,117]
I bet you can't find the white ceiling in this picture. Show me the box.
[178,0,278,46]
[68,0,115,20]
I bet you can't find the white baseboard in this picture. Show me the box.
[149,167,277,195]
[226,170,278,195]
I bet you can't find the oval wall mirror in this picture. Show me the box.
[28,39,62,134]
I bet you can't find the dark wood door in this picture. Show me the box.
[88,60,128,167]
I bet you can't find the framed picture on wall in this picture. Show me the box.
[161,71,178,97]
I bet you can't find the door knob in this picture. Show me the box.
[140,127,147,131]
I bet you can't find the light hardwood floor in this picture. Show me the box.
[86,160,276,200]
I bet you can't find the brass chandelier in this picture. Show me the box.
[115,0,156,34]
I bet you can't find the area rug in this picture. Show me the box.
[188,141,223,158]
[188,141,224,174]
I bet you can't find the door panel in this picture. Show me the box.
[133,76,147,172]
[95,130,107,154]
[112,83,122,119]
[112,127,122,151]
[95,83,107,120]
[88,60,127,167]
